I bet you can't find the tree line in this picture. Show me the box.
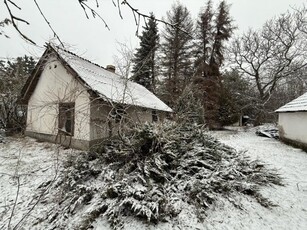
[0,56,36,133]
[1,0,307,130]
[129,0,307,128]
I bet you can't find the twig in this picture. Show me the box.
[121,0,191,37]
[7,0,21,10]
[117,0,123,19]
[7,149,22,229]
[3,0,36,44]
[33,0,64,48]
[7,177,20,229]
[78,0,110,30]
[12,145,61,230]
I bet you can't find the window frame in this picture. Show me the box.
[58,102,75,136]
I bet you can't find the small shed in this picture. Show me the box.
[20,44,172,150]
[275,92,307,151]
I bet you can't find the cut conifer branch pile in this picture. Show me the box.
[43,122,283,229]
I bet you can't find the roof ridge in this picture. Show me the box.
[54,45,108,71]
[22,43,173,112]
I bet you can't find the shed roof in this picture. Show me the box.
[21,44,173,112]
[275,91,307,112]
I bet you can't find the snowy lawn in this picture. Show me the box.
[207,127,307,229]
[0,128,306,230]
[0,137,77,229]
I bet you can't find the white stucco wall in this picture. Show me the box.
[90,101,153,140]
[26,56,91,141]
[126,106,153,124]
[278,112,307,145]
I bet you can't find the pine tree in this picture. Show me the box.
[0,55,36,95]
[195,0,214,78]
[0,55,36,132]
[131,13,159,92]
[160,2,194,107]
[210,0,234,75]
[194,0,234,129]
[219,70,252,126]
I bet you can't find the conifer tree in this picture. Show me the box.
[210,0,233,75]
[194,0,234,129]
[160,2,194,107]
[0,55,36,132]
[131,13,159,92]
[0,56,36,94]
[195,0,214,78]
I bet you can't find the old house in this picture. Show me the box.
[20,44,172,150]
[275,92,307,151]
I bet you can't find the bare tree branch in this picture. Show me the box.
[0,18,11,38]
[33,0,64,48]
[7,0,21,10]
[2,0,194,46]
[78,0,110,30]
[4,0,36,44]
[121,0,191,37]
[7,150,22,229]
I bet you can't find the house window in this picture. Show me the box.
[58,103,75,135]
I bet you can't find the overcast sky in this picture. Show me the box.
[0,0,306,66]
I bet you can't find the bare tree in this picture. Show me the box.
[229,6,307,123]
[113,41,134,79]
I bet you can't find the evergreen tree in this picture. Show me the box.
[219,70,252,126]
[210,0,233,75]
[160,2,194,107]
[0,60,5,76]
[0,55,36,132]
[0,55,35,95]
[131,13,159,92]
[195,0,214,78]
[194,0,234,129]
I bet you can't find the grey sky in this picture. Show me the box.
[0,0,306,66]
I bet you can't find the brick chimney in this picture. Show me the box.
[106,65,115,73]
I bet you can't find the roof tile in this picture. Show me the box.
[276,91,307,112]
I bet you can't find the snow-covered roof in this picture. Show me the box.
[53,46,172,112]
[276,92,307,113]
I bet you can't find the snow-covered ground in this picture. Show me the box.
[0,128,307,229]
[0,137,77,229]
[207,127,307,229]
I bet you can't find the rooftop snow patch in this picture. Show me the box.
[54,46,172,112]
[275,91,307,112]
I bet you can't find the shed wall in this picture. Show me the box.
[26,56,91,142]
[90,101,153,141]
[278,112,307,146]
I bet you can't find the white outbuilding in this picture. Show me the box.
[275,92,307,151]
